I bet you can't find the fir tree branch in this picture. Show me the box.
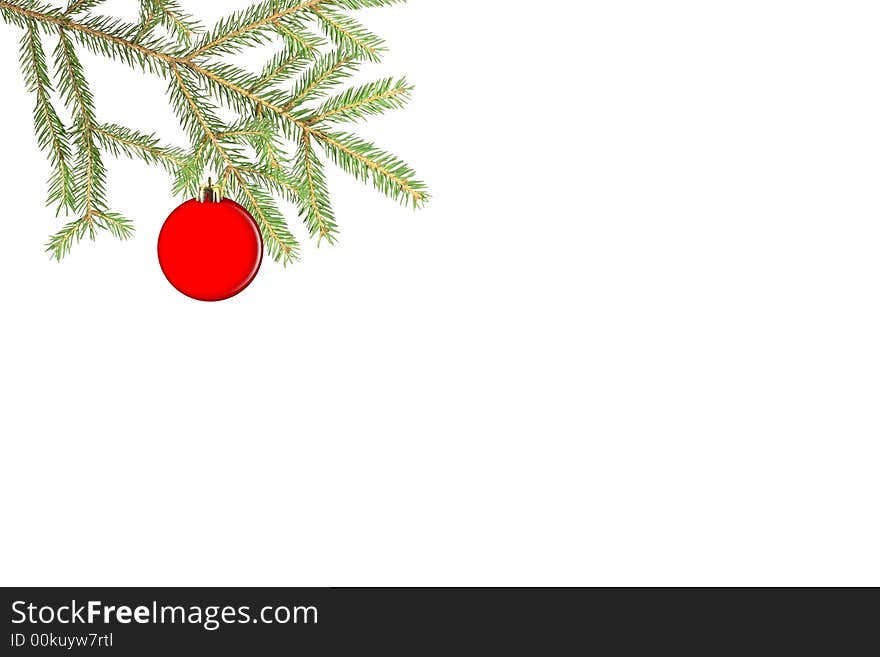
[273,18,321,55]
[285,51,357,110]
[131,17,157,44]
[137,0,201,47]
[93,123,186,172]
[296,131,337,243]
[185,0,325,61]
[230,169,301,264]
[237,165,298,201]
[46,27,136,259]
[173,138,208,197]
[309,6,384,62]
[0,0,428,264]
[54,29,101,215]
[170,63,300,263]
[0,0,182,68]
[19,19,74,212]
[46,216,89,260]
[64,0,105,17]
[154,0,198,42]
[305,77,411,125]
[46,211,134,261]
[252,44,306,93]
[188,60,308,136]
[169,64,233,171]
[313,129,427,208]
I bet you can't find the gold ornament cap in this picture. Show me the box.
[199,178,224,203]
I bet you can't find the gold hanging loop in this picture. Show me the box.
[199,178,224,203]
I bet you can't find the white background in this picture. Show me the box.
[1,0,879,586]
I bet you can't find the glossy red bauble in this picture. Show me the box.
[158,198,263,302]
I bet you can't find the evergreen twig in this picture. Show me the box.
[0,0,427,262]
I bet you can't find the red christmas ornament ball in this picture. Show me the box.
[158,197,263,302]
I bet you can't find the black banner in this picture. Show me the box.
[1,588,874,654]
